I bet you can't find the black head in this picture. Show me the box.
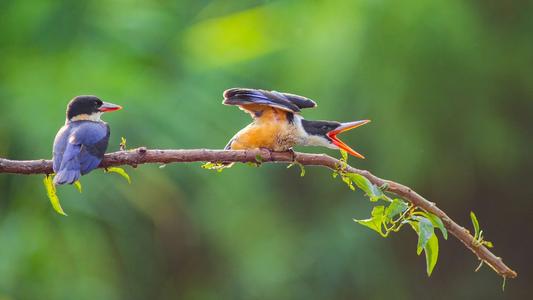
[301,119,341,137]
[66,95,122,120]
[300,119,370,159]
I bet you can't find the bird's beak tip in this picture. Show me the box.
[327,119,370,159]
[99,102,123,112]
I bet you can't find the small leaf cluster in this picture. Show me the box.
[470,211,493,248]
[334,150,448,276]
[469,212,503,289]
[201,162,229,172]
[104,167,131,184]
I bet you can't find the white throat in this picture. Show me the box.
[294,115,337,149]
[68,112,103,123]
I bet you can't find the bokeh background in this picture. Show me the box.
[0,0,531,299]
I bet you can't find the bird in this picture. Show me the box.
[223,88,370,158]
[52,95,122,185]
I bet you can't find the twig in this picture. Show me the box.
[0,148,518,278]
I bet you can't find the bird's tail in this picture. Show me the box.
[53,169,81,185]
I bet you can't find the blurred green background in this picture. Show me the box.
[0,0,531,299]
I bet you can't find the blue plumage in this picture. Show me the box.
[53,121,110,185]
[52,95,121,185]
[223,88,317,113]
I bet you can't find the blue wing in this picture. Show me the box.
[223,88,317,113]
[52,121,110,185]
[54,142,82,185]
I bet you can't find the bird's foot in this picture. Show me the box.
[255,147,274,164]
[258,147,273,157]
[286,148,296,162]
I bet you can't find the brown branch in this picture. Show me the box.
[0,148,518,279]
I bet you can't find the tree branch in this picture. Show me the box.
[0,148,517,279]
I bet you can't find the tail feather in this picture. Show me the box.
[54,169,81,185]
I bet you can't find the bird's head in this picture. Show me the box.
[66,95,122,122]
[300,119,370,159]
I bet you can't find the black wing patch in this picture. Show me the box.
[223,88,317,113]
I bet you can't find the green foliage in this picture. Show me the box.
[470,212,494,248]
[119,137,127,151]
[73,180,83,193]
[424,232,439,276]
[385,199,409,221]
[201,162,229,172]
[336,150,386,201]
[43,175,67,216]
[471,211,480,237]
[408,217,439,276]
[336,150,445,276]
[421,211,448,240]
[354,205,387,237]
[414,217,434,254]
[105,167,132,184]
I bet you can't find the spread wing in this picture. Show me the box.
[222,88,317,114]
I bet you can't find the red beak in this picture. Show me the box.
[99,101,122,112]
[326,120,371,159]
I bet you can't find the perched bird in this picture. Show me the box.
[52,96,122,185]
[223,88,370,158]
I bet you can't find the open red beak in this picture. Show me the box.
[327,120,371,159]
[99,101,122,112]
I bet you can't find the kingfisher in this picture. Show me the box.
[52,95,122,185]
[223,88,370,158]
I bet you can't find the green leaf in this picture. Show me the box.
[422,212,448,240]
[341,174,355,191]
[349,174,384,201]
[385,199,409,221]
[43,175,67,216]
[340,149,348,162]
[354,205,386,237]
[424,232,439,276]
[105,167,131,184]
[119,136,127,150]
[349,173,371,194]
[483,241,494,248]
[416,217,434,255]
[201,162,228,172]
[299,166,305,177]
[73,180,82,193]
[470,211,480,239]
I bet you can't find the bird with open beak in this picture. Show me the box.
[223,88,370,158]
[52,95,122,185]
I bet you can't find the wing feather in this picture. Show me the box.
[223,88,317,113]
[52,121,110,184]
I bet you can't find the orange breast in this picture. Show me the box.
[229,107,297,151]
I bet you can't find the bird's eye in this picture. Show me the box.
[95,100,103,106]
